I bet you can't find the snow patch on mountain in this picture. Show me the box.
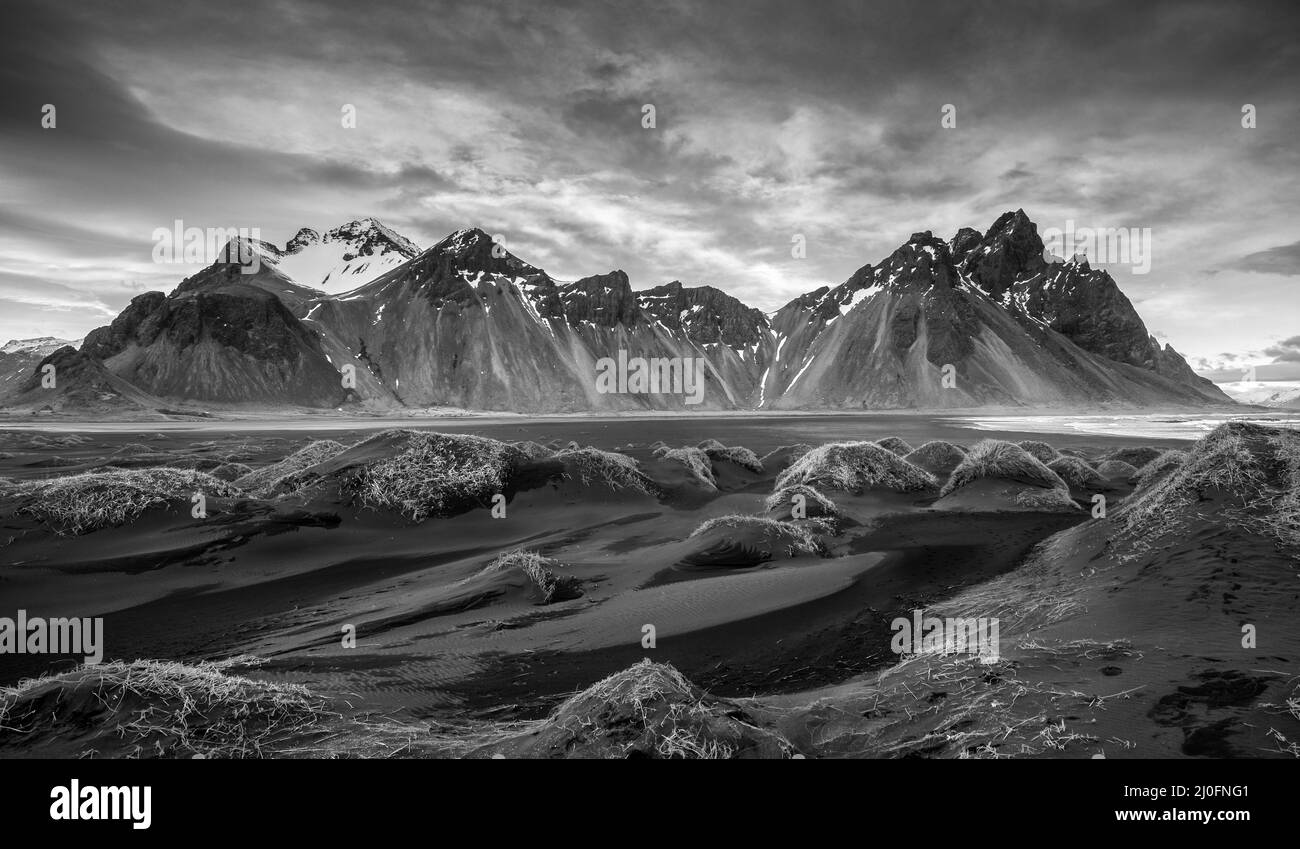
[269,218,421,295]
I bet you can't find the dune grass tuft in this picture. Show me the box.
[939,440,1068,498]
[703,444,763,473]
[554,447,659,495]
[510,440,554,460]
[764,483,841,518]
[1016,440,1060,463]
[1117,423,1298,555]
[352,432,523,522]
[1094,459,1138,480]
[775,441,935,494]
[1132,449,1188,490]
[234,440,347,496]
[875,436,914,457]
[653,446,716,487]
[1105,446,1163,469]
[13,468,242,534]
[534,659,793,759]
[0,658,336,758]
[1046,455,1104,489]
[483,548,583,604]
[689,513,829,556]
[904,440,967,468]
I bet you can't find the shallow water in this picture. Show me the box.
[954,412,1300,440]
[7,410,1285,451]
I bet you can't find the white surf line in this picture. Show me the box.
[949,413,1300,440]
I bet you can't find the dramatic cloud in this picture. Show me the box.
[1265,335,1300,362]
[1,0,1298,362]
[1238,241,1300,276]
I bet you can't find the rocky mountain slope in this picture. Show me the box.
[763,213,1227,409]
[8,211,1234,413]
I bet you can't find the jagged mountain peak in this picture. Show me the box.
[949,227,982,263]
[872,231,958,291]
[559,271,638,328]
[636,280,770,348]
[420,227,541,278]
[961,209,1047,300]
[324,217,419,256]
[285,227,320,253]
[985,208,1036,239]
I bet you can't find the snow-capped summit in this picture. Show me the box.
[270,218,421,295]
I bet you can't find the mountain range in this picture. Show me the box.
[0,211,1234,414]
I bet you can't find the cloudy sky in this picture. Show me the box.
[2,0,1297,376]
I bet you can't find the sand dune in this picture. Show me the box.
[2,419,1295,759]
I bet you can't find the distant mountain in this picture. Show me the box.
[1216,380,1300,409]
[1,337,76,355]
[0,337,76,403]
[16,211,1235,414]
[1,345,171,414]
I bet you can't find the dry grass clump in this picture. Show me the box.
[775,441,936,493]
[903,440,967,470]
[653,446,716,488]
[875,436,914,457]
[234,440,347,496]
[554,447,659,496]
[524,660,792,759]
[1116,423,1286,555]
[482,548,583,604]
[1046,455,1104,489]
[210,462,253,482]
[1013,487,1080,511]
[13,468,242,534]
[1094,459,1138,480]
[939,440,1068,498]
[689,514,829,556]
[703,444,763,473]
[695,438,727,451]
[1105,446,1163,469]
[847,652,1138,759]
[764,483,841,518]
[1132,449,1188,490]
[1016,440,1060,463]
[352,432,523,521]
[1269,431,1300,551]
[0,658,337,758]
[511,440,553,460]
